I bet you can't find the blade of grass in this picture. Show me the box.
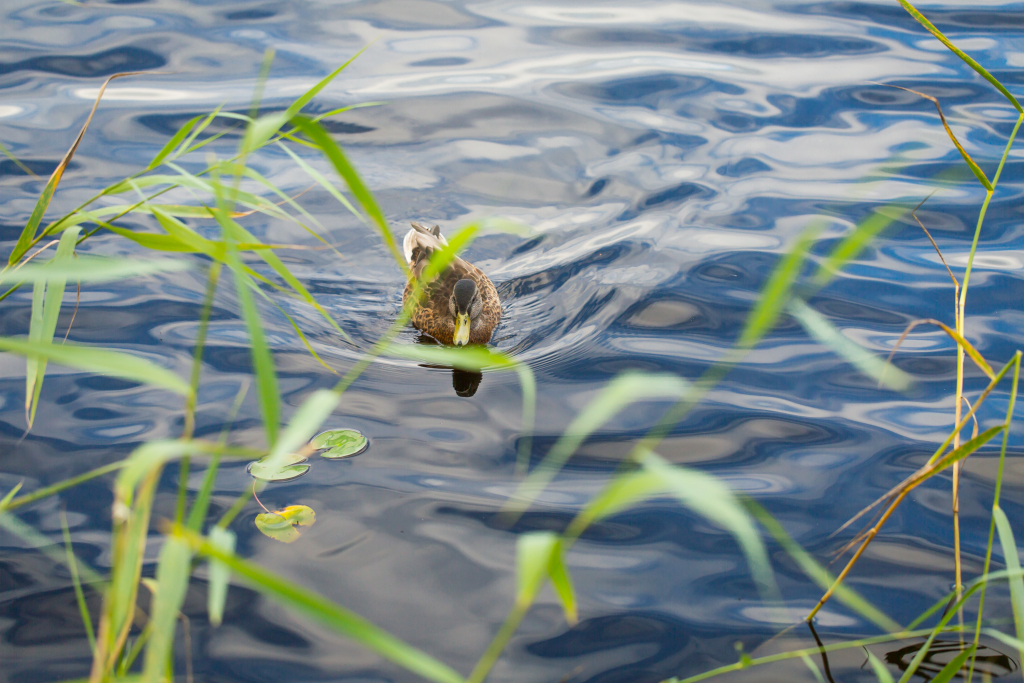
[788,297,912,391]
[875,84,991,190]
[0,255,191,285]
[0,510,105,587]
[289,116,405,271]
[865,650,895,683]
[276,140,366,225]
[10,72,147,265]
[930,644,974,683]
[3,460,126,513]
[503,372,690,520]
[61,510,96,650]
[0,139,36,176]
[147,114,202,170]
[744,499,901,633]
[30,226,80,427]
[993,506,1024,665]
[739,223,820,347]
[172,524,465,683]
[811,207,907,289]
[186,381,250,532]
[256,389,340,475]
[0,337,190,395]
[0,483,22,508]
[898,0,1022,113]
[207,172,282,447]
[25,269,45,426]
[467,532,576,683]
[142,537,192,682]
[207,527,235,627]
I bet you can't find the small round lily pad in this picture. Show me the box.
[247,452,310,481]
[311,429,368,459]
[255,504,316,543]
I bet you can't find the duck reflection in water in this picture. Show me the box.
[413,333,484,397]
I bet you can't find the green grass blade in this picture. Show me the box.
[932,425,1003,472]
[0,336,190,396]
[228,253,279,447]
[258,389,340,474]
[9,71,140,264]
[800,655,826,683]
[12,171,61,265]
[276,140,366,224]
[61,511,96,650]
[0,139,35,176]
[176,105,225,157]
[99,224,199,252]
[230,163,330,245]
[0,510,105,587]
[744,499,901,633]
[738,224,819,348]
[173,525,465,683]
[505,372,690,517]
[547,539,577,625]
[285,46,369,120]
[0,482,22,509]
[516,532,558,604]
[898,0,1022,113]
[929,644,974,683]
[226,218,351,344]
[567,453,778,600]
[206,175,283,448]
[384,343,518,371]
[994,506,1024,653]
[147,114,202,170]
[151,206,225,258]
[638,449,778,601]
[207,527,235,627]
[865,650,895,683]
[25,274,45,425]
[242,112,291,155]
[289,116,404,270]
[114,439,258,511]
[811,208,906,288]
[3,460,126,512]
[30,223,73,426]
[142,537,192,682]
[788,298,912,391]
[0,255,190,285]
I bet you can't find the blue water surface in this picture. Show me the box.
[3,1,1024,681]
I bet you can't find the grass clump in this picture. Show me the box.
[0,1,1022,682]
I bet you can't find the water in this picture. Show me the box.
[2,1,1024,681]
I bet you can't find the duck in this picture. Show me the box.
[402,221,501,346]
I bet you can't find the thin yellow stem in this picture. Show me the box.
[807,488,912,621]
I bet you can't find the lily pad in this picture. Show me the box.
[311,429,368,459]
[247,452,309,481]
[255,505,316,543]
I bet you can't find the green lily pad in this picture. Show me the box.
[311,429,368,459]
[255,504,316,543]
[247,452,309,481]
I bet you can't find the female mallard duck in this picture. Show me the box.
[402,221,501,346]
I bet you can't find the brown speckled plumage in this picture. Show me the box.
[402,222,501,345]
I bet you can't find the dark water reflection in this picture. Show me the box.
[3,0,1024,681]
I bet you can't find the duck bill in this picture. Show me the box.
[453,313,471,346]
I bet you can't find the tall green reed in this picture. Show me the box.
[1,3,1022,680]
